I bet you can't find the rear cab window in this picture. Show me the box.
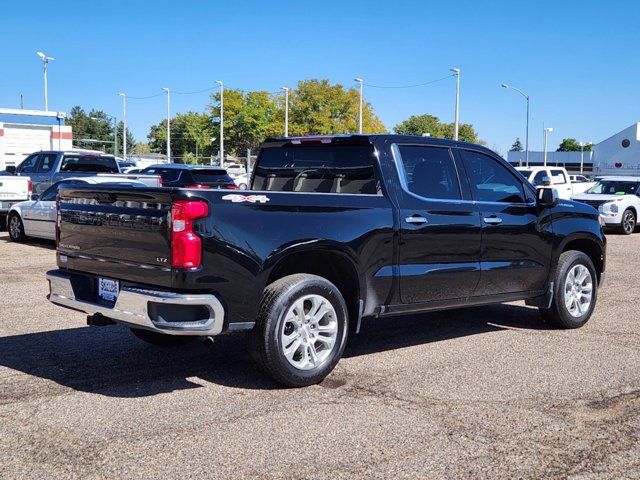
[550,169,567,184]
[253,144,380,194]
[60,155,119,173]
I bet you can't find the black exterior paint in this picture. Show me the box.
[55,135,606,330]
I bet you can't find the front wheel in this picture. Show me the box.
[539,250,597,329]
[8,212,27,242]
[620,209,636,235]
[130,328,197,347]
[247,274,349,387]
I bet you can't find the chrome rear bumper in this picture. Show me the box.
[46,269,225,336]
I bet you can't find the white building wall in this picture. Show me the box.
[592,123,640,175]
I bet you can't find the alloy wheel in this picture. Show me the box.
[564,264,593,318]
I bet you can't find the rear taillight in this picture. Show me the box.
[28,181,33,198]
[185,184,211,189]
[171,200,209,269]
[159,177,163,186]
[225,184,240,190]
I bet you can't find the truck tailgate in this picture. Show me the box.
[0,176,30,204]
[57,186,173,286]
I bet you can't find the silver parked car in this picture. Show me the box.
[7,177,146,242]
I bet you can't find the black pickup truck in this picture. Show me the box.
[47,135,606,387]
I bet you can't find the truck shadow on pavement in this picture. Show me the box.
[0,236,56,250]
[0,304,551,398]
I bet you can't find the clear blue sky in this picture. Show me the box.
[1,0,638,154]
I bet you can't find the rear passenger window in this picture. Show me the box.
[396,146,461,200]
[60,156,119,173]
[156,169,181,182]
[462,150,527,204]
[550,169,567,184]
[37,153,57,173]
[253,145,379,194]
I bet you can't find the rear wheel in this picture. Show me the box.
[539,250,597,329]
[247,274,348,387]
[130,328,197,347]
[8,212,27,242]
[620,209,636,235]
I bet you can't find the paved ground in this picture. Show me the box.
[0,231,638,479]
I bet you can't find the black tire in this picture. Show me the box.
[620,209,636,235]
[130,328,197,347]
[7,212,27,242]
[539,250,598,329]
[247,274,349,387]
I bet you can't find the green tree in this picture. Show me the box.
[394,114,479,143]
[286,79,386,136]
[557,138,591,152]
[147,112,214,161]
[67,106,115,153]
[510,138,523,151]
[116,121,136,156]
[208,90,280,156]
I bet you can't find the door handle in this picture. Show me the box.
[483,216,503,225]
[405,215,428,225]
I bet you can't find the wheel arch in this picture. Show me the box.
[264,245,364,334]
[558,234,605,284]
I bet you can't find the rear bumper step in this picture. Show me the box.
[46,270,225,336]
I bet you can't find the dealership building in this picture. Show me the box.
[507,123,640,175]
[0,108,73,169]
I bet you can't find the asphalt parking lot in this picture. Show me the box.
[0,231,638,479]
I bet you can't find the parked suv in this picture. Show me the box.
[139,164,237,189]
[47,135,606,387]
[9,150,119,194]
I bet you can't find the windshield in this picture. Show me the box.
[586,180,638,195]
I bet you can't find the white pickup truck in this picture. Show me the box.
[0,174,32,227]
[515,166,574,199]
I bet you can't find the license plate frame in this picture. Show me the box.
[98,277,120,302]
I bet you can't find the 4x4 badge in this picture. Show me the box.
[222,194,270,204]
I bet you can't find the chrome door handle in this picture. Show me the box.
[483,216,503,225]
[405,215,428,225]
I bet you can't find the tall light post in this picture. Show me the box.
[162,88,171,162]
[501,83,530,167]
[118,93,127,161]
[543,127,554,167]
[216,80,224,167]
[91,114,118,156]
[450,68,460,141]
[36,51,54,111]
[354,78,363,134]
[282,87,290,137]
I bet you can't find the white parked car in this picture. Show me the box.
[568,174,596,194]
[515,166,574,199]
[234,173,249,189]
[573,176,640,234]
[7,177,146,242]
[225,163,246,178]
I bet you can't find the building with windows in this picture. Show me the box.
[0,108,72,169]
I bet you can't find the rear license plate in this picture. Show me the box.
[98,277,120,302]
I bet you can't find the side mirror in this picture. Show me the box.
[31,193,40,201]
[5,166,16,175]
[537,187,558,207]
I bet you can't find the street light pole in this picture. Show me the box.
[162,88,171,162]
[579,141,592,174]
[543,127,553,167]
[216,81,224,167]
[450,68,460,141]
[354,78,363,134]
[501,83,530,167]
[282,87,289,137]
[119,93,127,161]
[36,51,54,111]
